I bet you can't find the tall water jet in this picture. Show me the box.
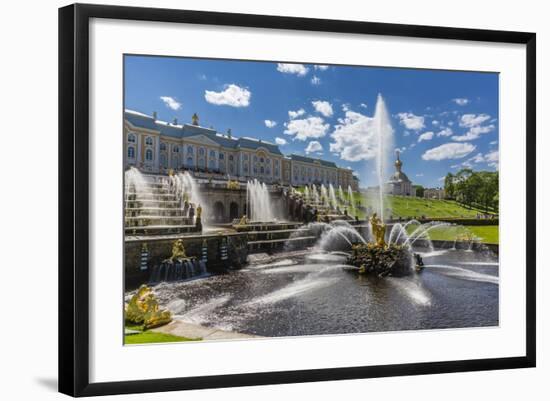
[125,167,148,202]
[338,185,345,204]
[304,186,310,202]
[312,185,320,204]
[175,171,208,226]
[247,179,275,222]
[320,184,329,208]
[371,94,394,221]
[347,185,355,215]
[329,184,337,209]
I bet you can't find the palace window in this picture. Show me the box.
[260,166,265,174]
[172,145,179,153]
[266,167,271,175]
[160,154,167,168]
[145,149,153,161]
[199,158,205,168]
[210,150,216,158]
[229,154,234,161]
[145,136,153,146]
[253,155,258,162]
[160,142,166,151]
[186,157,193,167]
[172,156,179,168]
[274,167,279,176]
[187,145,193,154]
[274,159,279,166]
[243,154,248,160]
[199,148,205,156]
[219,153,224,160]
[127,133,136,143]
[208,159,216,169]
[260,157,264,163]
[244,164,248,173]
[127,146,135,159]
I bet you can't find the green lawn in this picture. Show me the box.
[406,224,499,244]
[295,187,496,220]
[125,331,198,345]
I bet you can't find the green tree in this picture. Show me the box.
[444,173,455,199]
[415,185,425,198]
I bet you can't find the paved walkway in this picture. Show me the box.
[152,319,261,341]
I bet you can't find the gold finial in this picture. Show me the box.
[192,113,199,125]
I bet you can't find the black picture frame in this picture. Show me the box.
[59,3,536,397]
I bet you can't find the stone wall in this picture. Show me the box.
[125,233,248,288]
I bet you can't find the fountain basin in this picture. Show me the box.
[346,243,413,277]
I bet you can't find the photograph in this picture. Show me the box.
[123,55,500,344]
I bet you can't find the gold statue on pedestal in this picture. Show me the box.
[125,285,172,329]
[196,204,202,218]
[369,213,387,248]
[191,113,199,125]
[169,239,187,262]
[238,215,249,226]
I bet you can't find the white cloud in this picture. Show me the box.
[436,127,453,137]
[485,150,499,169]
[310,76,321,85]
[305,140,323,154]
[264,120,277,128]
[422,142,476,161]
[418,131,434,142]
[432,120,439,126]
[284,116,329,141]
[276,63,309,76]
[490,140,498,145]
[204,84,251,107]
[329,110,379,162]
[312,100,333,117]
[416,173,424,177]
[397,112,425,131]
[403,131,411,137]
[160,96,182,111]
[461,150,499,169]
[452,124,495,141]
[198,74,207,81]
[452,98,470,106]
[360,103,368,109]
[275,137,287,146]
[314,65,329,71]
[460,113,491,128]
[288,108,305,119]
[342,103,351,112]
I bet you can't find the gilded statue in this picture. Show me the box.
[196,204,202,218]
[192,113,199,125]
[370,213,387,248]
[169,239,187,262]
[125,285,172,329]
[238,215,249,225]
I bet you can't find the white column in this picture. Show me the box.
[154,136,160,172]
[136,134,142,167]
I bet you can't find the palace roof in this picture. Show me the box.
[125,110,282,156]
[289,154,338,168]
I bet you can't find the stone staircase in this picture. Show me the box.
[125,174,197,236]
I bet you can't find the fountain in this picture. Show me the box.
[347,185,355,215]
[372,93,394,220]
[247,179,275,222]
[329,184,338,209]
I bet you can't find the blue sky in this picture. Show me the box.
[125,55,499,188]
